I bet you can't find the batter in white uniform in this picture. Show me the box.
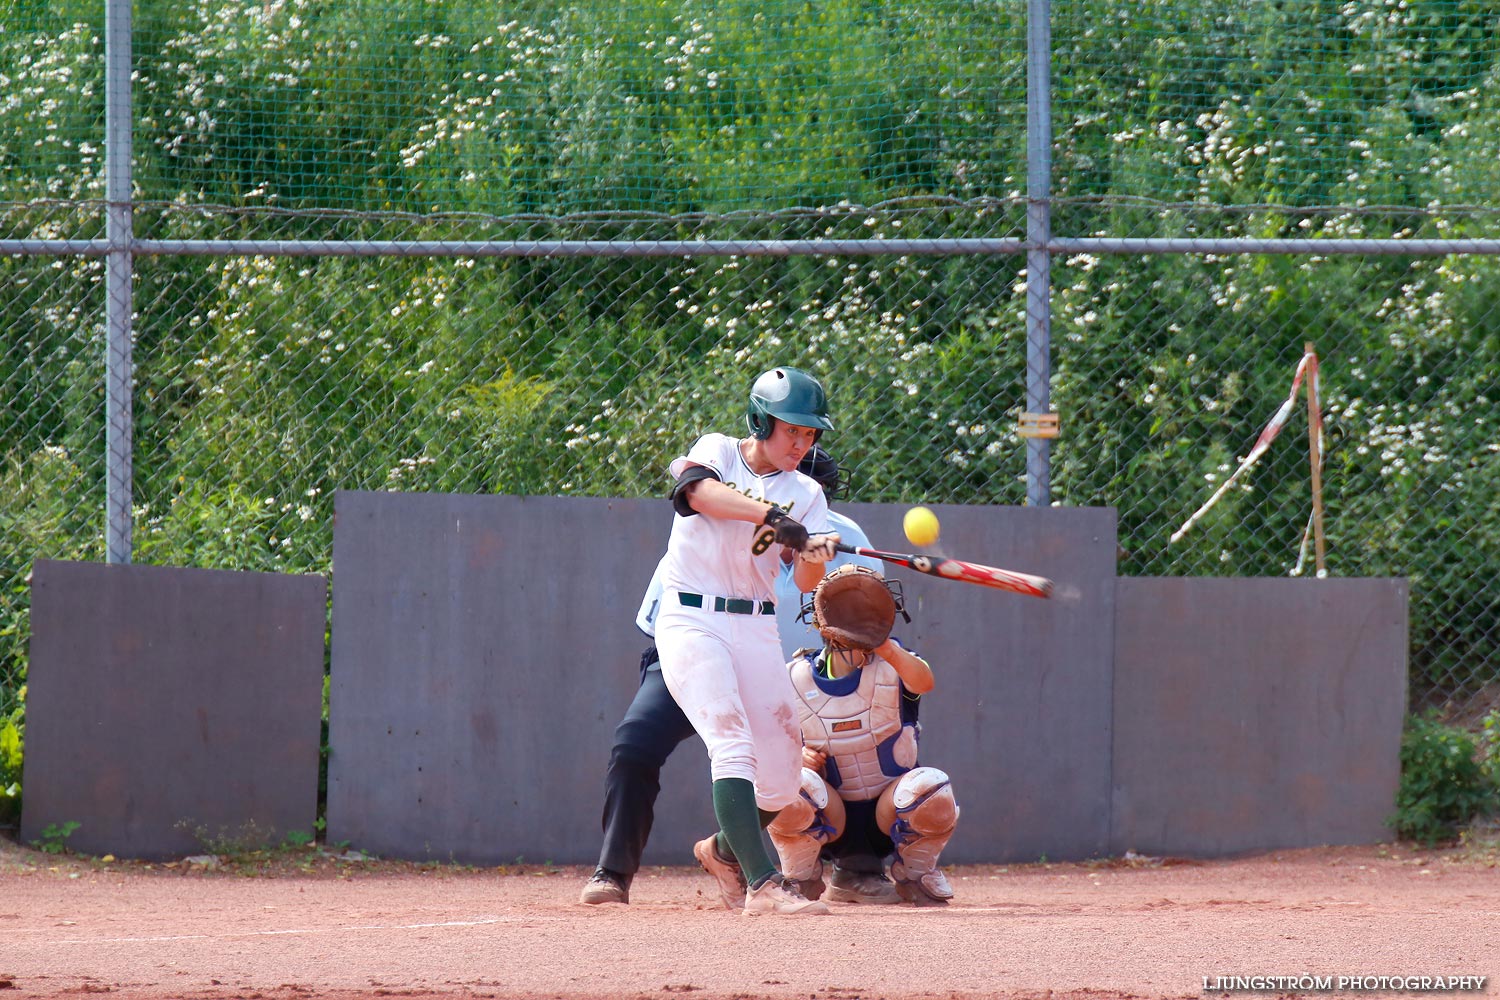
[578,446,879,908]
[656,366,838,916]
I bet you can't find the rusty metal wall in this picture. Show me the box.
[326,491,1110,865]
[21,560,326,860]
[1111,577,1408,857]
[21,498,1406,863]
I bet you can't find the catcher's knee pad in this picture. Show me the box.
[888,767,959,876]
[768,768,840,882]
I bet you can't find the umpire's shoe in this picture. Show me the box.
[743,873,831,916]
[692,835,748,911]
[824,865,901,904]
[579,867,629,905]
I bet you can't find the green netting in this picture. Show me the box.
[4,0,1500,732]
[123,0,1028,215]
[1053,0,1500,212]
[0,4,106,206]
[11,0,1500,221]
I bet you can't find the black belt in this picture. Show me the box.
[677,592,775,616]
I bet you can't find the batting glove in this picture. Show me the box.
[762,504,809,550]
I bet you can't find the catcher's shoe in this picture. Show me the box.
[692,835,748,911]
[823,865,901,904]
[793,861,826,902]
[579,867,629,905]
[743,873,832,916]
[890,862,955,906]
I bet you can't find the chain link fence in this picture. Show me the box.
[4,0,1499,759]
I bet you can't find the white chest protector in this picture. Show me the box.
[789,654,919,801]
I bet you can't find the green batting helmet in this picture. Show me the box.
[746,367,834,440]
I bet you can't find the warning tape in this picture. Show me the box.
[1170,351,1321,546]
[1295,347,1329,577]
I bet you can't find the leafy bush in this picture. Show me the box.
[1391,712,1500,845]
[0,444,99,796]
[0,697,21,826]
[31,819,79,854]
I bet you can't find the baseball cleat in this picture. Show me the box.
[890,862,954,906]
[743,873,831,916]
[693,835,748,911]
[823,866,901,904]
[579,867,629,905]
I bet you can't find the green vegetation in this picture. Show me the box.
[1392,712,1500,845]
[177,818,312,858]
[0,696,21,825]
[31,819,80,854]
[2,0,1497,827]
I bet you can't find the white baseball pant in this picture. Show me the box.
[655,600,803,812]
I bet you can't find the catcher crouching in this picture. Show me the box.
[768,565,960,906]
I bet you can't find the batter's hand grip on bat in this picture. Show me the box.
[762,504,809,550]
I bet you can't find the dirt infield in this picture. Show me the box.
[3,835,1498,1000]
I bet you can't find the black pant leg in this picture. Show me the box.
[597,649,698,877]
[825,797,893,874]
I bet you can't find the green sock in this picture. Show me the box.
[711,778,776,888]
[714,807,777,862]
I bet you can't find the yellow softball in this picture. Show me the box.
[903,506,940,547]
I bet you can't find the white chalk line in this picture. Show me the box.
[25,914,566,944]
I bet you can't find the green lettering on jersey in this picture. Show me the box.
[722,480,797,516]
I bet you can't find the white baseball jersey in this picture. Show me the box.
[642,509,870,646]
[635,554,670,637]
[653,432,834,810]
[660,433,831,603]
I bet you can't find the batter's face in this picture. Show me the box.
[757,420,820,474]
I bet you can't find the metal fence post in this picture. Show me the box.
[1025,0,1053,507]
[104,0,134,563]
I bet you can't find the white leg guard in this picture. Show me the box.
[881,767,958,903]
[768,768,844,885]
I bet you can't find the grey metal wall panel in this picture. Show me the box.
[1111,577,1408,857]
[21,560,327,860]
[839,503,1119,863]
[328,492,1116,865]
[327,491,711,865]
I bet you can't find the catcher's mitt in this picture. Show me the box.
[810,564,898,651]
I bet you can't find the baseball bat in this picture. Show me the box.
[833,543,1054,599]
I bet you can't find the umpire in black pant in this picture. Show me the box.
[580,644,697,903]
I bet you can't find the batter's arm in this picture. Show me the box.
[873,637,934,695]
[681,476,782,524]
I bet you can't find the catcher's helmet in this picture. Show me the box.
[746,367,833,440]
[797,445,852,501]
